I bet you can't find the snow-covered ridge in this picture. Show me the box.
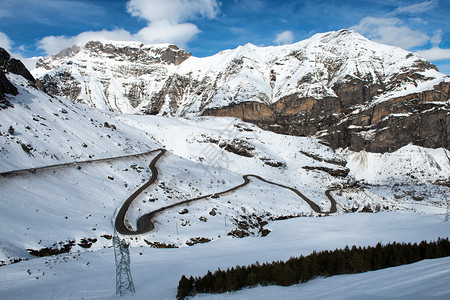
[0,73,160,172]
[341,144,450,185]
[33,30,447,116]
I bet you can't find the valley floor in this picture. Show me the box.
[0,212,449,299]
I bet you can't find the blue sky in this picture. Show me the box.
[0,0,449,73]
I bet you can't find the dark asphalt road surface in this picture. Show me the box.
[114,148,337,235]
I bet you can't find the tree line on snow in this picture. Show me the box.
[177,237,450,299]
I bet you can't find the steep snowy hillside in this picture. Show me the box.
[343,145,450,185]
[34,30,450,152]
[1,49,449,299]
[0,72,160,172]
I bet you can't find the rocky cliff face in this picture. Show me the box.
[0,47,37,108]
[34,41,191,112]
[205,81,450,152]
[33,30,450,152]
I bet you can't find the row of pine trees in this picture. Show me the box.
[177,238,450,299]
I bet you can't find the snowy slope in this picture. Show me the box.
[1,70,448,263]
[1,58,449,299]
[0,213,449,299]
[33,30,449,116]
[0,73,160,172]
[0,104,350,264]
[342,145,450,185]
[2,104,448,264]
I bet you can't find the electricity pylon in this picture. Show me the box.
[113,230,135,296]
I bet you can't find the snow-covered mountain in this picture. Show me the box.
[1,47,449,299]
[33,41,191,113]
[1,49,449,261]
[34,30,450,152]
[34,30,444,115]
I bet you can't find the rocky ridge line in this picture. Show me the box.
[33,30,450,152]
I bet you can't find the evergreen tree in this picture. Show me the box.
[177,275,193,300]
[178,238,450,298]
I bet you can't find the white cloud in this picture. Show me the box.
[0,31,40,70]
[390,0,438,16]
[416,47,450,61]
[350,17,429,49]
[135,21,200,46]
[0,31,12,51]
[37,29,137,55]
[418,29,450,62]
[126,0,219,24]
[431,29,443,47]
[37,0,220,56]
[274,30,294,45]
[126,0,218,49]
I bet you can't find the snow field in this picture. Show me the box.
[342,145,450,185]
[0,153,157,263]
[0,74,160,172]
[0,212,449,299]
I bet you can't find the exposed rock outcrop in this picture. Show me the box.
[33,31,450,152]
[204,81,450,152]
[0,48,35,82]
[0,47,37,107]
[35,41,191,112]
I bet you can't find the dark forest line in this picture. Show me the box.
[177,237,450,299]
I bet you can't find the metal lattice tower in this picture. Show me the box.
[445,200,449,222]
[113,230,135,296]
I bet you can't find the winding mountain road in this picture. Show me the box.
[115,148,337,235]
[0,150,157,177]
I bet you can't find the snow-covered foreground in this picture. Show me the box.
[195,257,450,300]
[0,212,449,299]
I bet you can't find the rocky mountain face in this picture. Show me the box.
[33,30,450,152]
[0,47,37,108]
[34,41,191,113]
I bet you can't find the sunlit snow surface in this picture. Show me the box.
[0,74,449,299]
[0,213,449,299]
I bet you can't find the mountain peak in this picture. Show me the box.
[35,40,191,74]
[32,30,448,152]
